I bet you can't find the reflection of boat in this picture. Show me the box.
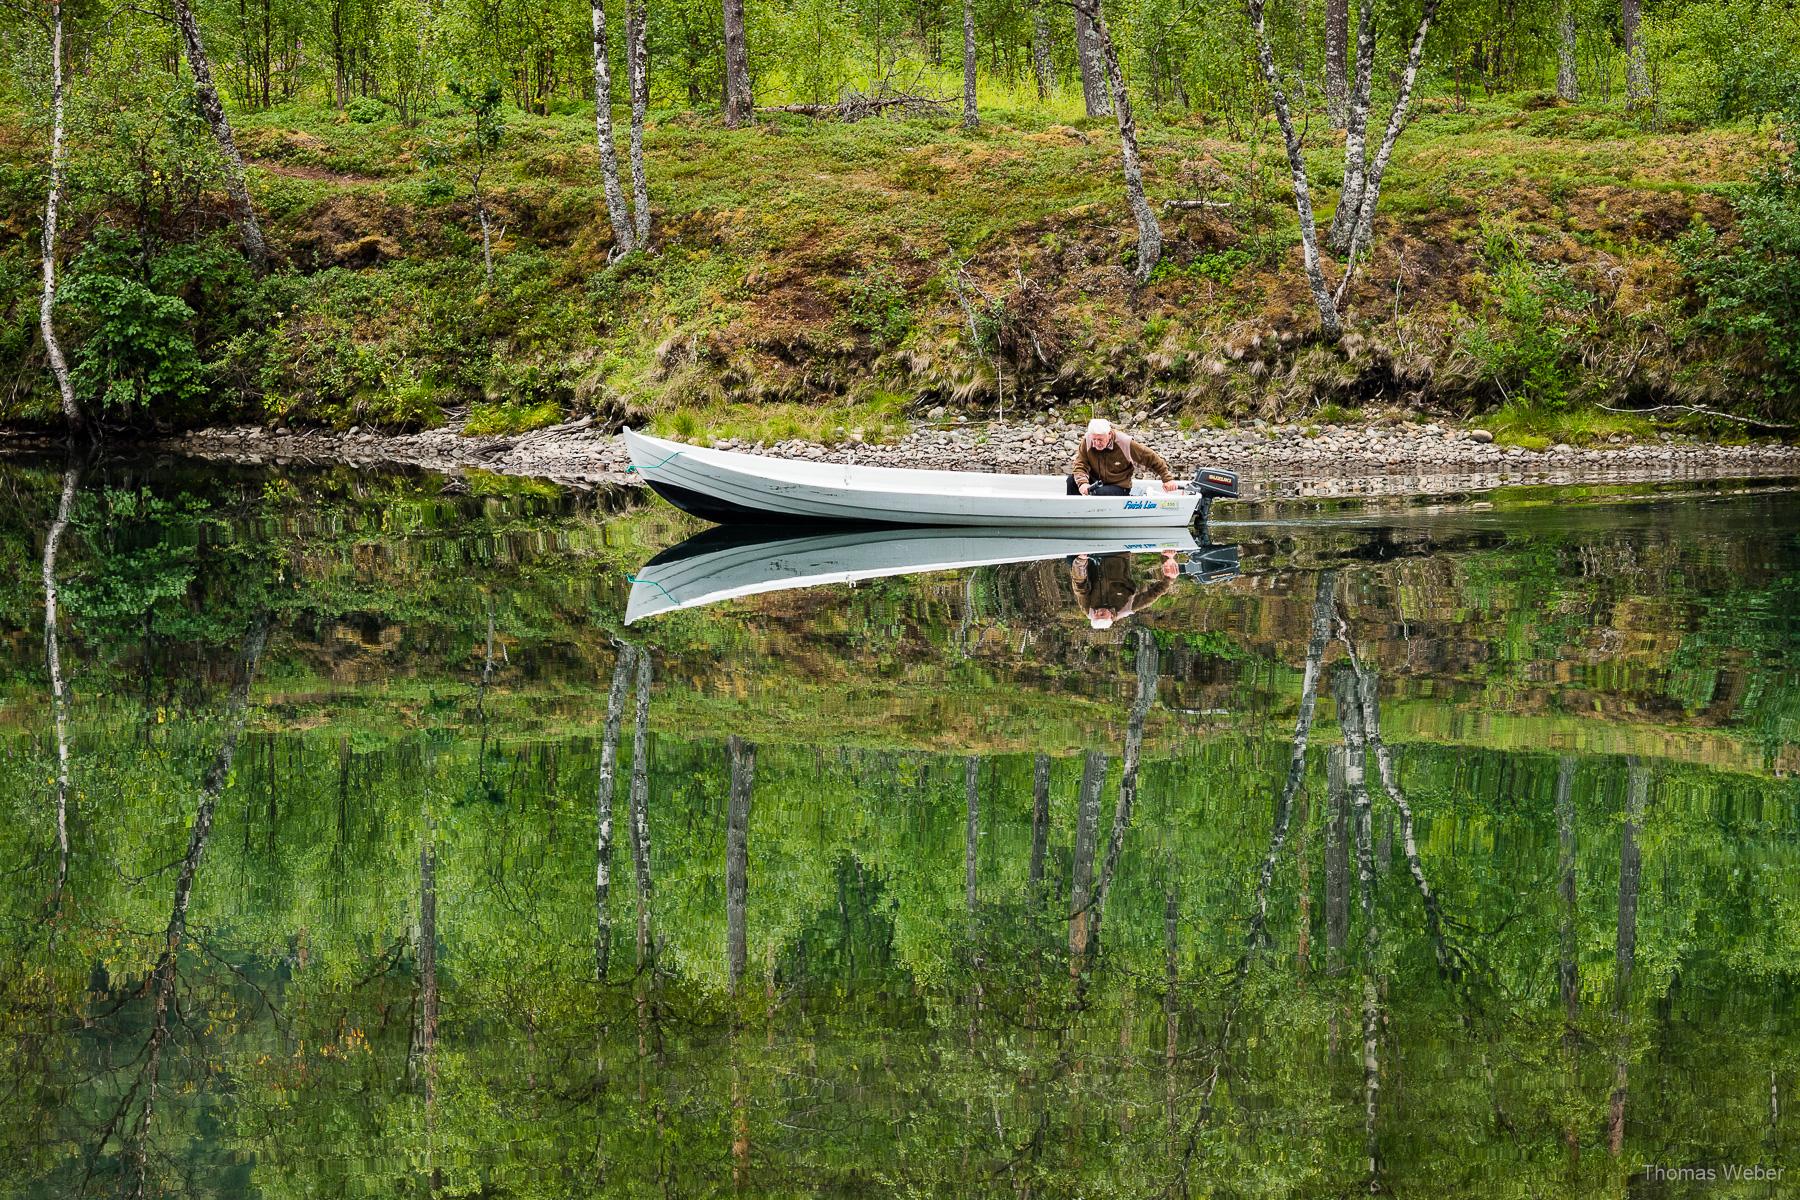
[625,526,1237,623]
[624,429,1239,528]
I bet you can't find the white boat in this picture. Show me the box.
[624,525,1237,623]
[622,428,1238,528]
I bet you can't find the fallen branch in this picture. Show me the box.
[1597,404,1795,430]
[1160,199,1232,211]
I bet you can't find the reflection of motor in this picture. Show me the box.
[1176,543,1240,584]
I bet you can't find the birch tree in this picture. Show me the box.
[1556,1,1578,102]
[595,643,635,982]
[1073,8,1110,117]
[38,0,83,434]
[960,0,978,129]
[1246,0,1341,336]
[1324,0,1348,127]
[626,0,651,247]
[722,0,752,125]
[1327,0,1376,253]
[1622,0,1649,108]
[591,0,635,255]
[172,0,270,270]
[1030,2,1054,100]
[1074,0,1161,280]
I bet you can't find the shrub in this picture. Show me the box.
[1676,94,1800,410]
[346,96,392,124]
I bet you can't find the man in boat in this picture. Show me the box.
[1066,418,1178,496]
[1072,550,1180,629]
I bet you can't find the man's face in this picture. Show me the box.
[1090,608,1115,622]
[1090,430,1113,450]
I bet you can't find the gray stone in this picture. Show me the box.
[1468,429,1495,443]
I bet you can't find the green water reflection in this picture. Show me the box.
[1,459,1797,1198]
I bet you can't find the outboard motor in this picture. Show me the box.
[1179,543,1240,585]
[1191,467,1240,500]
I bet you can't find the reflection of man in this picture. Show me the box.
[1067,417,1177,496]
[1072,551,1180,629]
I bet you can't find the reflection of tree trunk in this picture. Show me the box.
[1176,572,1335,1180]
[415,806,439,1189]
[727,736,755,990]
[964,756,982,1037]
[43,459,80,909]
[628,649,657,1087]
[1606,760,1647,1157]
[1248,570,1335,950]
[1095,628,1159,928]
[1333,664,1381,1192]
[1349,663,1452,974]
[1326,747,1348,978]
[1296,785,1311,977]
[1067,751,1106,974]
[125,613,270,1193]
[1163,878,1179,1142]
[1555,754,1580,1158]
[1029,754,1050,904]
[596,645,634,983]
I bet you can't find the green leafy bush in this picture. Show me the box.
[346,96,392,124]
[1459,232,1593,408]
[1677,95,1800,410]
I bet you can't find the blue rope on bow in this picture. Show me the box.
[625,450,683,474]
[626,574,678,604]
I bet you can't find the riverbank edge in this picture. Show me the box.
[5,419,1800,502]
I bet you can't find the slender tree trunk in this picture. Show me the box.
[960,0,978,128]
[1247,0,1342,338]
[721,0,752,126]
[1607,759,1646,1156]
[591,0,635,255]
[1621,0,1648,108]
[1328,0,1377,252]
[476,186,495,288]
[726,735,755,990]
[1349,661,1452,973]
[1555,756,1579,1048]
[39,0,83,434]
[1030,0,1054,100]
[1556,1,1578,101]
[1073,5,1111,116]
[1247,569,1336,949]
[1067,750,1106,974]
[1096,628,1158,915]
[172,0,269,270]
[1325,746,1349,976]
[127,614,270,1191]
[1324,0,1348,127]
[1333,663,1382,1192]
[1296,786,1311,975]
[1335,0,1441,299]
[596,645,634,983]
[629,649,654,973]
[1028,753,1050,904]
[1162,879,1179,1138]
[43,459,81,907]
[963,757,980,913]
[626,0,650,246]
[1078,0,1161,281]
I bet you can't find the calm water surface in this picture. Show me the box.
[1,459,1797,1198]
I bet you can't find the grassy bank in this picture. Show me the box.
[2,92,1792,442]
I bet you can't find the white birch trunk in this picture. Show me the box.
[43,459,80,903]
[626,0,650,247]
[1247,0,1342,337]
[1074,6,1112,117]
[591,0,636,256]
[39,0,82,433]
[1335,0,1439,302]
[960,0,978,129]
[1030,0,1054,100]
[1324,0,1349,127]
[596,644,634,982]
[173,0,270,270]
[1556,2,1578,101]
[1327,0,1376,253]
[1083,0,1161,281]
[721,0,753,126]
[1622,0,1649,108]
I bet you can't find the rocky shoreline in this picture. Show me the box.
[7,416,1800,500]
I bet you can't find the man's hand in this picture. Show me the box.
[1160,479,1175,494]
[1160,552,1179,580]
[1078,482,1091,496]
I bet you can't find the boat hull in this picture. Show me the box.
[624,429,1210,528]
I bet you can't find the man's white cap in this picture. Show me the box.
[1086,417,1112,437]
[1089,614,1115,630]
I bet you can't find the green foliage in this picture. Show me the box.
[464,397,562,434]
[1646,0,1800,123]
[1459,229,1595,409]
[845,266,913,348]
[1676,95,1800,410]
[345,96,393,124]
